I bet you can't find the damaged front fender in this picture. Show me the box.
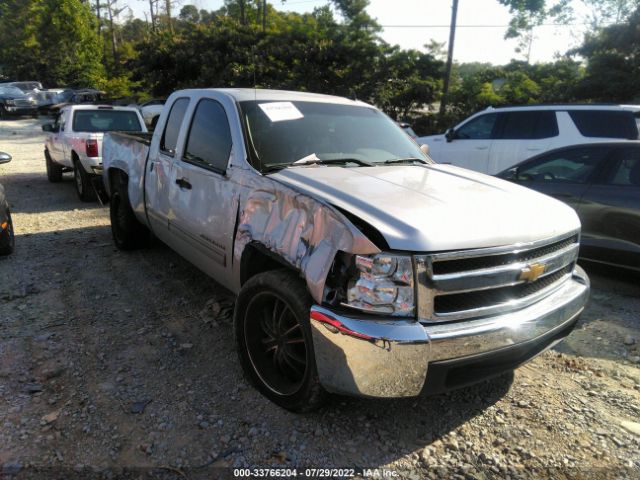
[232,172,380,303]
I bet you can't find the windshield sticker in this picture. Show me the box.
[258,102,304,122]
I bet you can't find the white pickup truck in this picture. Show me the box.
[42,105,146,201]
[102,88,590,412]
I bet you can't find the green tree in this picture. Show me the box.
[574,6,640,102]
[0,0,105,87]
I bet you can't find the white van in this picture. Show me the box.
[419,105,640,174]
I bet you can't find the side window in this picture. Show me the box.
[517,147,609,184]
[161,97,190,155]
[455,113,498,140]
[183,99,232,173]
[497,111,558,140]
[568,110,639,140]
[602,148,640,186]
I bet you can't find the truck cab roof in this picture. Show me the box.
[176,88,370,107]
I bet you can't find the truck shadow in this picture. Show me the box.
[2,172,106,214]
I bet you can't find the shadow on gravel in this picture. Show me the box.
[3,173,105,214]
[553,261,640,362]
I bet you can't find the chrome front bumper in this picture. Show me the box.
[310,265,590,398]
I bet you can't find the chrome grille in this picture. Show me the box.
[432,235,579,275]
[416,231,580,322]
[14,99,35,107]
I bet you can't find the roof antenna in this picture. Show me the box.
[350,89,358,101]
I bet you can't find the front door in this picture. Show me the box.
[48,112,66,163]
[444,112,498,173]
[511,145,612,211]
[168,97,237,288]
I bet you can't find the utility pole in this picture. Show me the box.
[439,0,459,119]
[96,0,101,35]
[262,0,267,32]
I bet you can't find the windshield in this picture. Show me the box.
[0,86,25,96]
[72,110,143,132]
[12,82,42,91]
[239,100,430,170]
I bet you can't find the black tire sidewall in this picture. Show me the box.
[109,180,147,250]
[110,189,128,249]
[234,270,327,412]
[45,151,62,182]
[74,159,96,202]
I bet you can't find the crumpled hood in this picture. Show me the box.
[270,164,580,252]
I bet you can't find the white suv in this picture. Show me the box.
[419,105,640,174]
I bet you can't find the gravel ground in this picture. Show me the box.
[0,118,639,479]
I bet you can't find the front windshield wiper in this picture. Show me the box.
[297,158,375,167]
[261,156,375,173]
[382,157,430,165]
[293,153,375,167]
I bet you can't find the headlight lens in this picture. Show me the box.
[5,100,15,106]
[344,253,414,316]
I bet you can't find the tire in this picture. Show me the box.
[45,150,63,183]
[234,270,327,412]
[109,176,149,250]
[0,105,6,120]
[73,157,97,202]
[0,210,15,255]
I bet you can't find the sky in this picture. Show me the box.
[127,0,590,65]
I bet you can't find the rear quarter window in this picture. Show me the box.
[568,110,639,139]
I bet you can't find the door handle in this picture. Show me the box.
[175,178,192,190]
[475,146,488,150]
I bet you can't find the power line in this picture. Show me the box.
[282,0,326,5]
[379,22,616,28]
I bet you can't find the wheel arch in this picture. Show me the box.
[239,242,299,287]
[106,167,128,198]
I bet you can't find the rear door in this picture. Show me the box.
[577,145,640,269]
[488,110,559,174]
[167,96,237,286]
[443,112,498,172]
[145,97,190,242]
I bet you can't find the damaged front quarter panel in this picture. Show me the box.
[232,171,380,303]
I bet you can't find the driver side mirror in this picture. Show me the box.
[445,128,455,143]
[503,166,519,181]
[0,152,12,165]
[42,123,57,133]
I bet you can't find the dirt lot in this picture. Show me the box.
[0,118,639,479]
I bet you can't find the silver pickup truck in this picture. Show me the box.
[102,88,590,412]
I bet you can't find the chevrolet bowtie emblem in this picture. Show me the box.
[519,263,546,282]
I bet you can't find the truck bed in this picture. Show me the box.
[108,131,154,146]
[102,131,152,211]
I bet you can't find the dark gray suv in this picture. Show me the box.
[0,85,38,119]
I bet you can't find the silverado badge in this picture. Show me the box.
[519,263,546,282]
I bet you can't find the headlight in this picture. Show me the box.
[344,253,414,316]
[5,100,15,106]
